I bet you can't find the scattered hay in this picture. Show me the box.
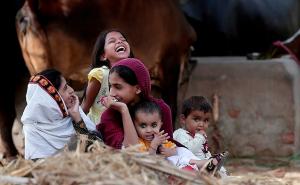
[0,141,219,185]
[3,140,298,185]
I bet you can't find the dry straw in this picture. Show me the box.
[2,138,298,185]
[1,137,220,185]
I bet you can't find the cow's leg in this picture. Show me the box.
[0,0,20,158]
[0,94,18,157]
[0,36,19,158]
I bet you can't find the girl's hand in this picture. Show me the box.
[68,95,81,122]
[150,130,170,150]
[159,147,177,157]
[100,96,127,112]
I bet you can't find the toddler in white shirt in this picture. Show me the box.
[174,96,228,177]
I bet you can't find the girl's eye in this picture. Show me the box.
[111,85,121,90]
[107,39,116,44]
[140,124,146,128]
[152,123,157,128]
[115,85,122,90]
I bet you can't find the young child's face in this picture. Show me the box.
[134,111,162,141]
[181,110,211,136]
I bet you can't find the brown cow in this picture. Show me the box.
[0,0,195,156]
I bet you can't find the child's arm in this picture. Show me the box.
[174,130,206,154]
[81,68,104,114]
[81,78,101,113]
[184,133,206,154]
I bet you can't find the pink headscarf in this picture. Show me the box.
[112,58,151,99]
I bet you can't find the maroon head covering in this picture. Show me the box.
[112,58,151,99]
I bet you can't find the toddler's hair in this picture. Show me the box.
[131,100,162,120]
[181,96,212,117]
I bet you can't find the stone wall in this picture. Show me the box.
[181,57,300,157]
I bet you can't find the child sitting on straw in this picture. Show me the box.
[174,96,228,177]
[129,100,211,171]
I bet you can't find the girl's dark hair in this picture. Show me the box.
[91,29,134,69]
[110,65,138,86]
[181,96,212,117]
[36,68,62,90]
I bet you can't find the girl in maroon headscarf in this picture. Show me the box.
[97,58,173,149]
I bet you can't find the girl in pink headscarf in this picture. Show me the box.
[97,58,173,149]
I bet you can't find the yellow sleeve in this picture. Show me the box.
[88,68,104,83]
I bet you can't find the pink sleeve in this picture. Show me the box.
[97,109,124,149]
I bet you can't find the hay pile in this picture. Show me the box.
[2,140,299,185]
[0,141,219,185]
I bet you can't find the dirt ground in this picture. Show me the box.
[224,157,300,185]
